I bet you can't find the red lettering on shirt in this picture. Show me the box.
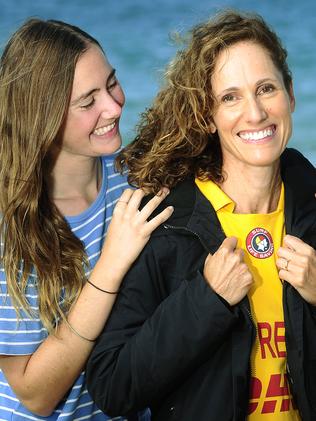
[257,321,286,359]
[248,374,295,415]
[262,400,277,414]
[274,321,286,357]
[266,374,289,397]
[258,322,276,359]
[248,377,262,414]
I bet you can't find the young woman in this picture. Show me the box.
[87,10,316,421]
[0,19,173,420]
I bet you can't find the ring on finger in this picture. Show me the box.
[284,259,290,271]
[117,200,129,204]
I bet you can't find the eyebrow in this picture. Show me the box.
[215,78,279,99]
[71,68,117,106]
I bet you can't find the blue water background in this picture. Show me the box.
[0,0,315,165]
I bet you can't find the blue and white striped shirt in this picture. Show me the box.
[0,156,147,421]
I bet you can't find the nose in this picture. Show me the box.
[244,95,267,123]
[100,91,123,120]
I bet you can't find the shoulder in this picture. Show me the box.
[101,153,126,178]
[281,148,316,180]
[281,148,316,195]
[141,178,197,228]
[282,148,316,243]
[101,154,129,192]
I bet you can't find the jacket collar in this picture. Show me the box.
[281,148,316,245]
[186,186,225,254]
[146,147,315,248]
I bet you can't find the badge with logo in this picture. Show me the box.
[246,227,274,259]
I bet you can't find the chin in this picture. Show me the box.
[110,136,122,153]
[98,136,122,156]
[249,157,281,169]
[250,147,285,167]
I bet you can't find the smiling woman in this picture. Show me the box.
[86,10,316,421]
[51,45,127,217]
[210,41,295,176]
[0,18,173,421]
[62,46,125,159]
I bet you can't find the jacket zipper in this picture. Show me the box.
[163,223,216,254]
[165,222,257,414]
[241,303,257,378]
[165,223,256,323]
[164,222,256,322]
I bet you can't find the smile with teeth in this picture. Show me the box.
[93,122,116,136]
[238,125,276,141]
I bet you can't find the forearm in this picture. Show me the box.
[0,188,173,415]
[1,260,120,416]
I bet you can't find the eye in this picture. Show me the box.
[258,84,275,95]
[107,76,118,91]
[221,93,238,103]
[80,98,95,110]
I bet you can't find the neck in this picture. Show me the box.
[48,151,102,216]
[220,161,282,214]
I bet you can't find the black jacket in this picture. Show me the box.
[86,148,316,421]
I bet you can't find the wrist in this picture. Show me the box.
[86,279,119,295]
[90,260,126,291]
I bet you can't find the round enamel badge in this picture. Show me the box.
[246,227,274,259]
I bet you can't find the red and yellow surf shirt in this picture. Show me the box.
[196,179,300,420]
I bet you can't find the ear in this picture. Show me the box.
[288,81,295,113]
[210,120,217,134]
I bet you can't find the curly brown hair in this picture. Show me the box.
[117,9,292,193]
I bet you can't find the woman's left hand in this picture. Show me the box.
[96,188,173,285]
[276,235,316,305]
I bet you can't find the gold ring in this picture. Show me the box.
[284,259,289,271]
[117,200,129,204]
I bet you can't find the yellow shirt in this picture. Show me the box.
[195,179,300,420]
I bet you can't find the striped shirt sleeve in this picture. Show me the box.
[0,269,47,356]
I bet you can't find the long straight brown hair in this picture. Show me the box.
[0,19,102,331]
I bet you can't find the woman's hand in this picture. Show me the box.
[203,236,253,306]
[98,188,173,282]
[277,235,316,305]
[0,188,173,417]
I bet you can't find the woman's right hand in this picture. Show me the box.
[203,236,253,306]
[97,188,174,283]
[0,188,173,417]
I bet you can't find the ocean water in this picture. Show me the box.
[0,0,315,165]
